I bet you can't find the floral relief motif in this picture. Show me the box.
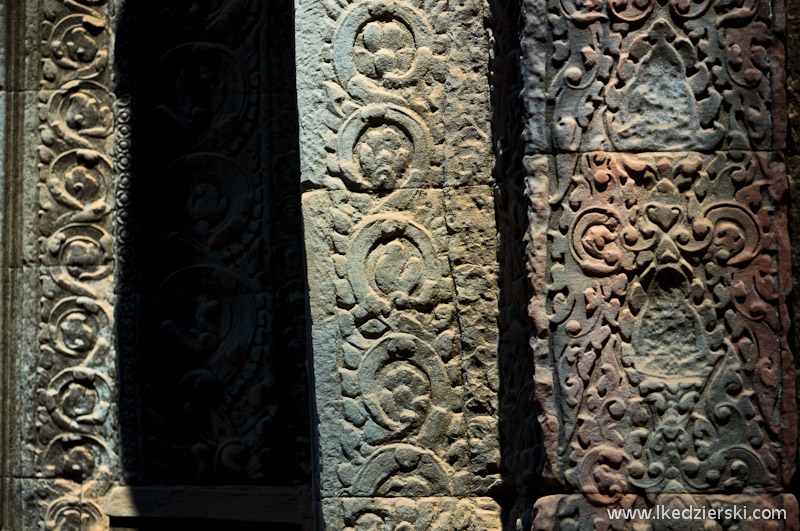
[522,0,785,152]
[300,0,499,527]
[318,0,445,191]
[46,13,109,82]
[311,190,466,498]
[535,152,796,499]
[524,0,794,519]
[33,0,117,528]
[305,0,490,190]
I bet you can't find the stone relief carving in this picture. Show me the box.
[303,185,502,525]
[533,152,796,497]
[522,0,786,153]
[116,0,310,485]
[8,0,795,527]
[32,0,117,527]
[305,189,467,496]
[314,0,447,191]
[522,0,796,521]
[298,0,501,527]
[300,0,491,191]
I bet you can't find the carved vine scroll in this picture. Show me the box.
[30,0,117,527]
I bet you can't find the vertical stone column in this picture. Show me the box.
[521,0,799,527]
[2,0,117,528]
[296,0,503,527]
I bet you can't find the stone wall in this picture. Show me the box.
[1,0,314,529]
[0,0,118,527]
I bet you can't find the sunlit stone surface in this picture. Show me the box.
[522,0,798,526]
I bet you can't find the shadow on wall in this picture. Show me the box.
[112,1,313,528]
[484,0,546,529]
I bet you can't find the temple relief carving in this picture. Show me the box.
[297,0,502,527]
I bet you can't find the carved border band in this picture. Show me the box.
[26,0,118,527]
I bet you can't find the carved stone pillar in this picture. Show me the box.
[296,0,503,527]
[521,0,799,527]
[0,0,118,528]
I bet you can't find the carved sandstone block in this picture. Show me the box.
[305,188,470,498]
[14,478,109,531]
[303,190,468,496]
[533,493,799,530]
[296,0,492,191]
[521,0,786,153]
[298,0,498,524]
[22,0,118,525]
[323,496,501,530]
[528,152,796,495]
[303,185,501,526]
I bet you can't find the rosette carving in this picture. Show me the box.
[347,214,444,315]
[47,81,113,149]
[336,105,431,189]
[357,334,454,444]
[40,296,111,363]
[334,0,433,94]
[47,149,112,221]
[33,0,117,524]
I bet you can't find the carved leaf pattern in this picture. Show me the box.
[300,0,500,527]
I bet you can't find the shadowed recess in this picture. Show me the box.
[113,0,312,527]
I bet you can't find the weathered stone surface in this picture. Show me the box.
[114,0,310,486]
[304,187,498,498]
[443,185,502,494]
[521,0,786,153]
[787,0,800,150]
[323,496,501,530]
[528,151,796,494]
[533,493,799,530]
[13,0,120,525]
[296,0,492,191]
[304,188,463,497]
[298,0,500,525]
[13,478,111,531]
[522,0,798,514]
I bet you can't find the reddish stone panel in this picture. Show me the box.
[521,0,786,153]
[528,152,796,496]
[533,493,799,530]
